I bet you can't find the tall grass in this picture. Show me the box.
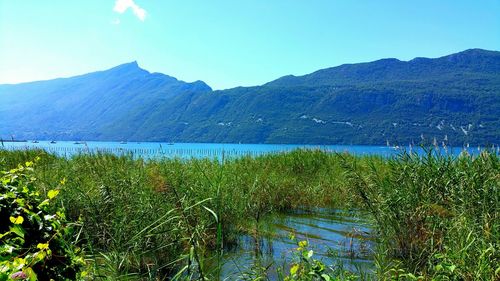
[343,149,499,280]
[1,148,498,280]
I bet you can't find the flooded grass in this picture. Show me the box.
[209,209,375,280]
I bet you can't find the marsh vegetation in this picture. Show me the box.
[1,148,498,280]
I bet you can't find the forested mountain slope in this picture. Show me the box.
[1,49,499,145]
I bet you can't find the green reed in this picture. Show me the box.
[0,148,498,280]
[343,149,499,280]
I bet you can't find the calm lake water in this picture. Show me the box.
[212,209,374,280]
[0,140,479,159]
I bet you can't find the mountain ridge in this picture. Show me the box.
[1,48,499,145]
[266,48,500,88]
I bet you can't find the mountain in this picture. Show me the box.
[0,62,211,141]
[1,49,499,145]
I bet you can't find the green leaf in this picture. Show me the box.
[306,250,314,259]
[0,244,14,255]
[10,216,24,225]
[202,206,218,222]
[36,243,49,250]
[0,272,10,281]
[35,251,46,262]
[23,267,37,281]
[37,199,50,209]
[47,190,59,200]
[15,198,25,207]
[321,274,331,281]
[10,225,25,238]
[13,257,26,269]
[0,232,10,239]
[298,240,308,248]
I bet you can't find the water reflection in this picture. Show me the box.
[214,209,374,280]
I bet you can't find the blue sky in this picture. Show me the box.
[0,0,499,90]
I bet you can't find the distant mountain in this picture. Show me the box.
[0,62,211,141]
[268,49,500,87]
[1,49,499,145]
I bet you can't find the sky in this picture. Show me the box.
[0,1,499,90]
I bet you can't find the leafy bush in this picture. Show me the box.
[0,158,85,280]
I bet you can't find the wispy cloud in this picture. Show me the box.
[113,0,147,21]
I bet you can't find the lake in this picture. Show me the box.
[0,140,480,159]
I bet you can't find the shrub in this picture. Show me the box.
[0,158,85,280]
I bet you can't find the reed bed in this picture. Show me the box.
[0,148,498,280]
